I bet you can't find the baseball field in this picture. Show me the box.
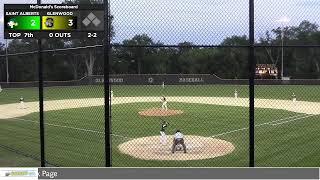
[0,84,320,167]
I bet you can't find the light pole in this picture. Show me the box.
[276,17,290,79]
[281,28,284,79]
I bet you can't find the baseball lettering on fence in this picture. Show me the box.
[179,78,204,83]
[94,78,124,84]
[110,78,124,83]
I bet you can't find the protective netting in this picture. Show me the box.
[0,0,319,167]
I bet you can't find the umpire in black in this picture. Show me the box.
[172,130,187,153]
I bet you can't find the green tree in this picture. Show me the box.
[177,48,220,74]
[61,0,115,78]
[0,43,5,82]
[64,0,115,38]
[282,21,320,78]
[7,40,38,81]
[122,34,154,74]
[220,36,249,78]
[177,41,194,54]
[257,21,320,78]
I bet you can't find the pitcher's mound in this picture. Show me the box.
[139,108,183,117]
[118,136,235,161]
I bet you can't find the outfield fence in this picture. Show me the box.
[1,74,320,88]
[0,0,320,168]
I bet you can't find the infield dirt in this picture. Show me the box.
[118,135,235,161]
[1,96,320,120]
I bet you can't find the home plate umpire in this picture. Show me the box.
[171,130,187,154]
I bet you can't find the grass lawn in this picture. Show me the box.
[0,102,319,167]
[0,146,40,167]
[0,85,320,105]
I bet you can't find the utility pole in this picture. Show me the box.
[276,17,290,79]
[281,28,284,79]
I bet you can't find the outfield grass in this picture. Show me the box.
[0,148,40,167]
[0,85,319,167]
[0,85,320,105]
[1,102,319,167]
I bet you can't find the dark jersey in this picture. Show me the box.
[160,123,167,132]
[20,97,24,102]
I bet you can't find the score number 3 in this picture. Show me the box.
[68,19,74,27]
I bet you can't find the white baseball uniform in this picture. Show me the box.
[161,97,168,111]
[160,122,168,145]
[19,97,26,109]
[292,93,296,102]
[110,90,114,99]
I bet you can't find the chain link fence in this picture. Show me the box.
[0,0,41,167]
[254,0,320,167]
[0,0,319,167]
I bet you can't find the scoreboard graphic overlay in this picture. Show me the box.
[4,4,104,39]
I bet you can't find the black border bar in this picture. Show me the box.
[38,168,319,179]
[4,4,103,10]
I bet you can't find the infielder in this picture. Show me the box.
[110,90,114,99]
[0,85,2,93]
[19,97,26,109]
[160,120,168,145]
[292,93,296,102]
[234,90,238,99]
[172,130,187,153]
[161,96,168,111]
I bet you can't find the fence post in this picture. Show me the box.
[249,0,255,167]
[5,39,9,83]
[37,0,45,167]
[104,0,112,167]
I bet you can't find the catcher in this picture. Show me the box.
[171,130,187,153]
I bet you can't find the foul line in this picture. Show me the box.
[269,114,316,126]
[256,114,308,127]
[1,113,317,140]
[1,115,132,140]
[211,114,317,138]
